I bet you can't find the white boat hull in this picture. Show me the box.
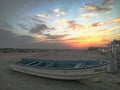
[9,63,108,80]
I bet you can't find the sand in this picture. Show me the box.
[0,50,120,90]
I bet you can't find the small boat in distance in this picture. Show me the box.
[9,58,109,80]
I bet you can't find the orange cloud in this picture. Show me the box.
[82,13,98,18]
[63,36,111,49]
[109,17,120,23]
[67,21,103,30]
[68,23,85,30]
[116,34,120,40]
[81,0,114,13]
[83,4,98,11]
[81,4,112,13]
[90,22,104,27]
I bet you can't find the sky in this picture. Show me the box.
[0,0,120,49]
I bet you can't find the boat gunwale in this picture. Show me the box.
[10,61,109,70]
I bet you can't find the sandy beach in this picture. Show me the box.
[0,50,120,90]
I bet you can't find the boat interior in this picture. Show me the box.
[16,58,108,69]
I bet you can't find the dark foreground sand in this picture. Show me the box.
[0,50,120,90]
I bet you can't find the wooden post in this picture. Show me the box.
[108,40,118,73]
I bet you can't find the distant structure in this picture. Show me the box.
[107,39,120,73]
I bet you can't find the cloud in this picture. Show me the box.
[37,13,50,18]
[109,17,120,23]
[36,8,66,19]
[31,16,45,23]
[96,25,120,37]
[67,21,85,30]
[17,23,29,30]
[0,28,70,49]
[17,16,55,35]
[67,21,103,30]
[0,28,34,48]
[0,23,13,30]
[34,32,70,46]
[81,13,98,19]
[81,4,98,11]
[64,36,111,48]
[17,16,46,30]
[81,4,112,13]
[29,24,50,34]
[33,34,69,44]
[54,8,65,16]
[103,0,114,6]
[0,29,16,40]
[80,0,114,14]
[90,22,104,27]
[77,0,114,20]
[44,34,68,41]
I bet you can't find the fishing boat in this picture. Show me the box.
[9,58,109,80]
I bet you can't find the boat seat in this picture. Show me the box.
[33,62,43,66]
[80,63,86,68]
[99,61,104,64]
[44,62,55,68]
[26,61,37,65]
[73,63,86,68]
[74,63,82,68]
